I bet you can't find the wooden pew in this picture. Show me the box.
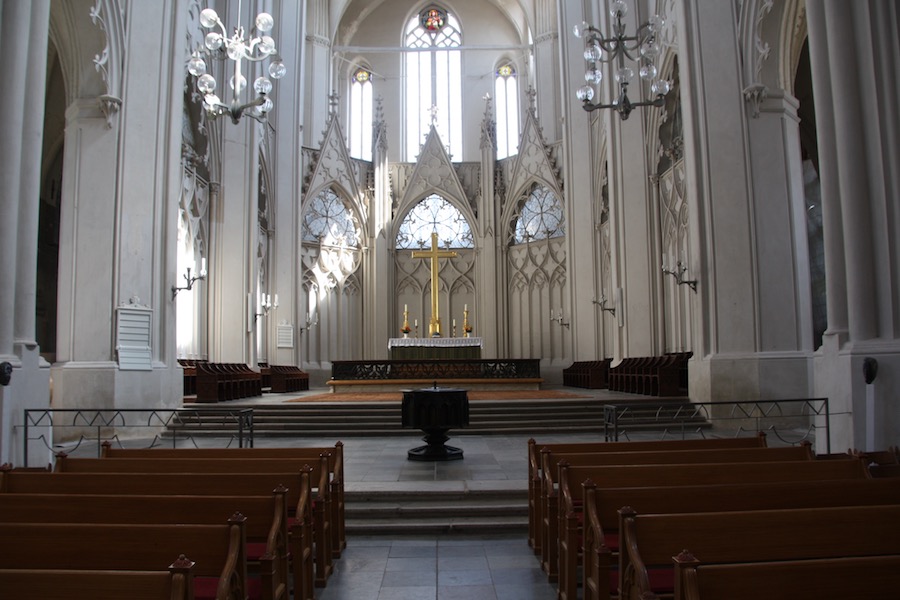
[99,441,346,556]
[580,477,900,600]
[0,465,326,590]
[0,561,195,600]
[526,434,767,552]
[550,457,868,587]
[540,445,816,584]
[269,365,310,392]
[0,516,251,600]
[0,490,294,600]
[618,504,900,600]
[54,452,337,571]
[672,552,900,600]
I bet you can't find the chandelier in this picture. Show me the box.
[573,0,670,120]
[188,6,287,124]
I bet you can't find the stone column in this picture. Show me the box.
[477,99,500,357]
[824,1,877,342]
[804,1,848,343]
[0,1,52,468]
[559,0,600,364]
[0,1,31,359]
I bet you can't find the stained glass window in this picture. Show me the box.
[405,8,462,161]
[512,185,565,244]
[396,194,474,249]
[420,8,446,31]
[494,63,519,159]
[302,188,361,248]
[350,68,373,160]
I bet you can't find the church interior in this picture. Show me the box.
[2,1,900,595]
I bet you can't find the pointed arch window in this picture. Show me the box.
[512,185,565,244]
[404,6,462,161]
[396,194,473,249]
[302,188,361,248]
[349,68,373,161]
[495,63,520,159]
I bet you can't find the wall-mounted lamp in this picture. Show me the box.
[255,293,278,321]
[299,312,318,334]
[550,309,570,329]
[661,256,697,292]
[592,296,616,316]
[172,258,207,299]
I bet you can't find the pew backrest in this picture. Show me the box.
[619,504,900,600]
[672,552,900,600]
[545,444,814,501]
[0,518,247,584]
[560,458,869,511]
[0,564,194,600]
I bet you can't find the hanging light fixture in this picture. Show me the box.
[187,6,287,124]
[573,0,669,120]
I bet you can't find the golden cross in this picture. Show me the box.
[412,232,457,336]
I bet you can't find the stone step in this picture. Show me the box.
[344,489,528,536]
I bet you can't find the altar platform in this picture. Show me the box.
[388,336,483,360]
[327,357,543,393]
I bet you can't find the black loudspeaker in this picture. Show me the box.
[863,357,878,385]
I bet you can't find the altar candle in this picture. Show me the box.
[404,304,408,312]
[464,304,467,312]
[414,319,418,326]
[453,319,456,327]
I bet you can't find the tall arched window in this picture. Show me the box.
[349,68,373,160]
[511,184,565,244]
[494,63,519,159]
[404,6,462,161]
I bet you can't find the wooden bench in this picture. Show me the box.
[196,361,262,403]
[526,434,767,553]
[0,464,327,590]
[51,454,334,588]
[541,445,816,592]
[269,365,310,393]
[0,490,295,600]
[618,504,900,600]
[608,352,691,396]
[55,452,337,563]
[580,477,900,600]
[0,516,251,600]
[672,553,900,600]
[178,358,198,396]
[0,562,195,600]
[562,360,611,389]
[551,457,868,587]
[99,441,346,556]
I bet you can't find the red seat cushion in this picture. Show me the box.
[246,541,268,561]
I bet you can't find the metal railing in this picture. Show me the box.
[22,408,254,467]
[603,398,831,453]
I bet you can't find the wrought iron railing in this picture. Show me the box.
[603,398,832,453]
[21,408,254,467]
[331,359,541,380]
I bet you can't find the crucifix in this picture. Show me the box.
[412,232,457,337]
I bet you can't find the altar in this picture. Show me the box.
[388,337,483,360]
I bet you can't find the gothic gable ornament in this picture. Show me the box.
[506,109,562,204]
[400,125,469,209]
[305,114,361,204]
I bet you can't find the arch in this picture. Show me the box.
[394,193,474,249]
